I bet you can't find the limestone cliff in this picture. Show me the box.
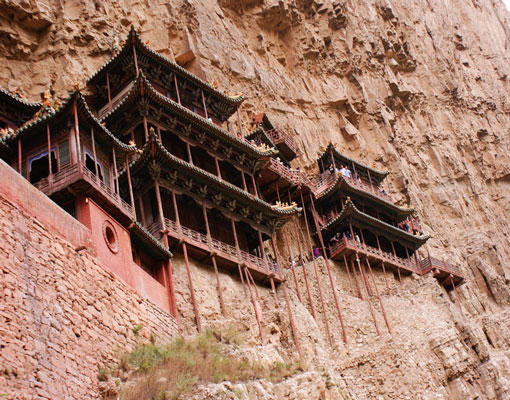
[1,0,510,399]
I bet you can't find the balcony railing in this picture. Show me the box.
[312,171,392,202]
[420,256,463,277]
[33,162,134,217]
[265,128,298,156]
[329,236,420,273]
[147,218,277,275]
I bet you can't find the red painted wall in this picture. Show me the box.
[76,197,170,312]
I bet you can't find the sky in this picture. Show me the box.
[504,0,510,10]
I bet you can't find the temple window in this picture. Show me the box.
[84,150,104,182]
[28,148,58,184]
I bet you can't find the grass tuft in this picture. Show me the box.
[115,327,302,400]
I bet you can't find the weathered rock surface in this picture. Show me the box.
[1,0,510,399]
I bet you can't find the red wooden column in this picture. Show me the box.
[202,203,227,317]
[215,157,222,179]
[182,242,202,332]
[282,281,302,360]
[17,139,22,175]
[91,127,99,178]
[112,148,119,193]
[174,74,181,105]
[391,241,402,284]
[299,190,332,347]
[269,235,280,302]
[154,180,178,321]
[250,174,258,198]
[356,253,380,336]
[132,39,139,75]
[106,72,112,111]
[46,123,52,179]
[125,156,136,219]
[345,254,362,299]
[237,108,243,138]
[230,216,246,292]
[350,257,364,301]
[309,193,347,344]
[375,234,390,291]
[72,98,82,173]
[201,89,208,119]
[283,223,302,302]
[365,258,391,334]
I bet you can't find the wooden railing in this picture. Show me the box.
[265,128,298,156]
[420,256,463,277]
[147,218,274,274]
[329,236,420,273]
[34,163,134,217]
[312,171,392,202]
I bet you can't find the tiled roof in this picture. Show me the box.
[88,26,244,106]
[318,142,389,181]
[323,198,429,247]
[0,91,137,154]
[120,131,300,218]
[101,73,277,159]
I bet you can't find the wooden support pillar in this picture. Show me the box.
[202,203,212,245]
[375,234,390,291]
[106,72,112,110]
[291,215,314,318]
[342,253,354,296]
[366,258,391,334]
[156,125,162,141]
[245,266,260,299]
[91,127,99,178]
[165,259,179,323]
[309,192,347,343]
[143,116,149,141]
[299,190,332,346]
[230,217,246,293]
[283,224,302,302]
[201,89,208,119]
[186,141,193,165]
[241,171,248,192]
[356,253,380,335]
[137,195,146,226]
[112,148,119,193]
[257,229,268,268]
[211,255,227,317]
[132,40,139,75]
[182,242,201,332]
[270,235,280,302]
[171,190,182,235]
[17,139,22,175]
[320,157,326,174]
[154,180,165,229]
[244,267,263,340]
[72,98,82,173]
[215,157,222,179]
[351,162,357,180]
[329,146,336,169]
[46,123,52,178]
[251,174,258,198]
[174,74,181,105]
[125,156,136,219]
[237,108,243,138]
[282,281,302,360]
[349,256,363,300]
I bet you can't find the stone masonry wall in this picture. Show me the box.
[0,161,178,400]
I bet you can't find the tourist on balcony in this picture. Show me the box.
[328,165,335,175]
[344,230,351,239]
[289,256,296,269]
[355,233,361,243]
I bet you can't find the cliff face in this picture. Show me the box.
[1,0,510,399]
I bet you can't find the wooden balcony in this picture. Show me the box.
[313,171,392,203]
[420,256,464,290]
[33,162,134,223]
[147,218,282,285]
[329,236,421,275]
[265,128,298,160]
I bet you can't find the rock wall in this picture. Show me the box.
[1,0,510,399]
[0,160,178,399]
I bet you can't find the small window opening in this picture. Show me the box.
[29,149,57,184]
[84,151,104,181]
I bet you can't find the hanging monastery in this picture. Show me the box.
[0,27,465,352]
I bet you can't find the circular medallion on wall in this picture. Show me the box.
[102,220,119,254]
